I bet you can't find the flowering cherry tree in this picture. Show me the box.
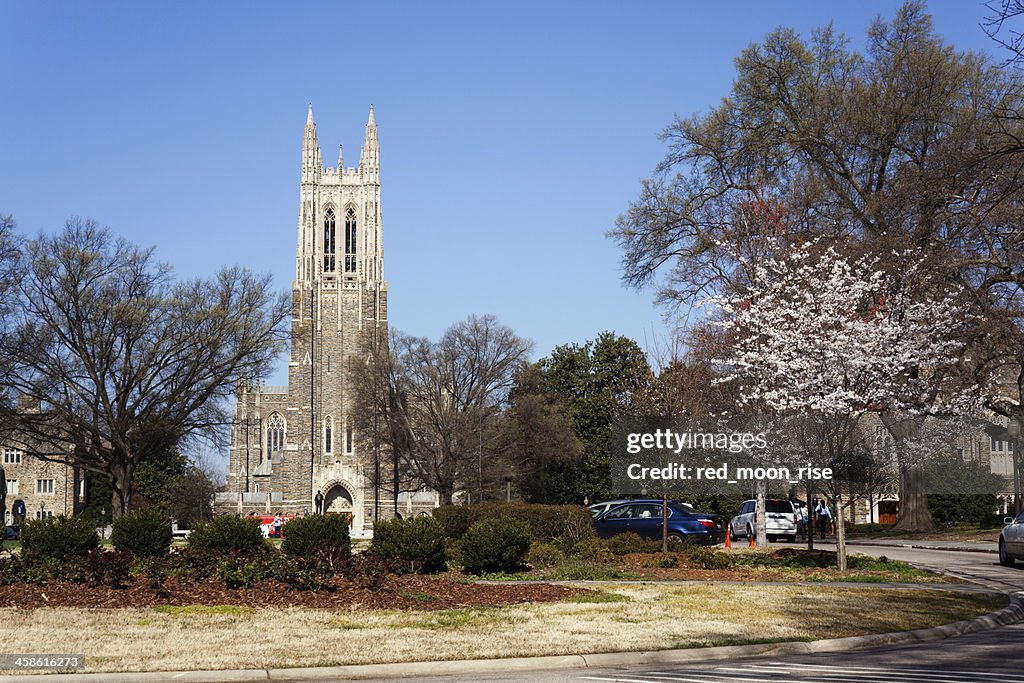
[710,241,968,415]
[709,240,974,567]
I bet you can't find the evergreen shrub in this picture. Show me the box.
[111,508,173,558]
[371,516,447,573]
[434,502,594,543]
[188,515,265,555]
[280,513,351,560]
[21,515,99,562]
[459,517,530,574]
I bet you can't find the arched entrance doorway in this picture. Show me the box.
[320,480,363,533]
[324,484,353,514]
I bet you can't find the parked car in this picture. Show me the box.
[998,510,1024,566]
[730,499,800,543]
[3,525,19,541]
[588,499,695,519]
[592,499,725,545]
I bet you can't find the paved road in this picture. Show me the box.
[841,541,1024,595]
[360,546,1024,683]
[571,622,1024,683]
[357,626,1024,683]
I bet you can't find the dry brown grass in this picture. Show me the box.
[0,584,1005,673]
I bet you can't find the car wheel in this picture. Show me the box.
[999,538,1016,567]
[746,525,754,541]
[667,532,686,545]
[788,535,797,543]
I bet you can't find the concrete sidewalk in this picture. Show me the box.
[838,537,998,554]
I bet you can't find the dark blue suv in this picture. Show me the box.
[593,499,725,545]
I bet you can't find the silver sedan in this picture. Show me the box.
[998,509,1024,566]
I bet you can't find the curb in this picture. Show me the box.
[844,540,998,555]
[1,593,1020,682]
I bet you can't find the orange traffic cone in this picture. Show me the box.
[725,527,731,549]
[748,530,755,548]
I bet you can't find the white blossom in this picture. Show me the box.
[707,240,973,415]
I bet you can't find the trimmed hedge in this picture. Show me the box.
[281,513,351,559]
[433,503,594,544]
[188,515,265,555]
[371,516,447,574]
[605,531,661,555]
[21,515,99,562]
[526,541,566,569]
[111,508,173,558]
[459,517,531,574]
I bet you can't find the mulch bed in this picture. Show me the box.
[0,574,585,610]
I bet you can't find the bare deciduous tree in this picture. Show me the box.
[1,218,290,518]
[355,315,532,506]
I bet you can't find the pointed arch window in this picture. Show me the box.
[267,413,285,456]
[324,416,334,454]
[323,208,337,272]
[344,207,357,273]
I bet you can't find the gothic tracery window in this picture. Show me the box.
[344,207,357,273]
[267,413,285,456]
[324,416,333,454]
[324,208,336,273]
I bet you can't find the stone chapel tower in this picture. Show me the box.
[222,105,388,534]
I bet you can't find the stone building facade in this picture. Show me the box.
[1,445,84,524]
[218,106,436,534]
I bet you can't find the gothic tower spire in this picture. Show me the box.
[302,103,322,185]
[359,105,379,184]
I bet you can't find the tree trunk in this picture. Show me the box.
[435,487,455,506]
[806,486,814,551]
[835,493,848,572]
[661,495,668,553]
[755,481,767,548]
[109,461,134,521]
[892,464,936,532]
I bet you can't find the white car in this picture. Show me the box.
[998,510,1024,566]
[730,498,800,543]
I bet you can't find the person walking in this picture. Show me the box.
[797,502,808,541]
[272,513,283,538]
[815,499,832,538]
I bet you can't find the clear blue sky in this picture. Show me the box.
[0,1,1003,387]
